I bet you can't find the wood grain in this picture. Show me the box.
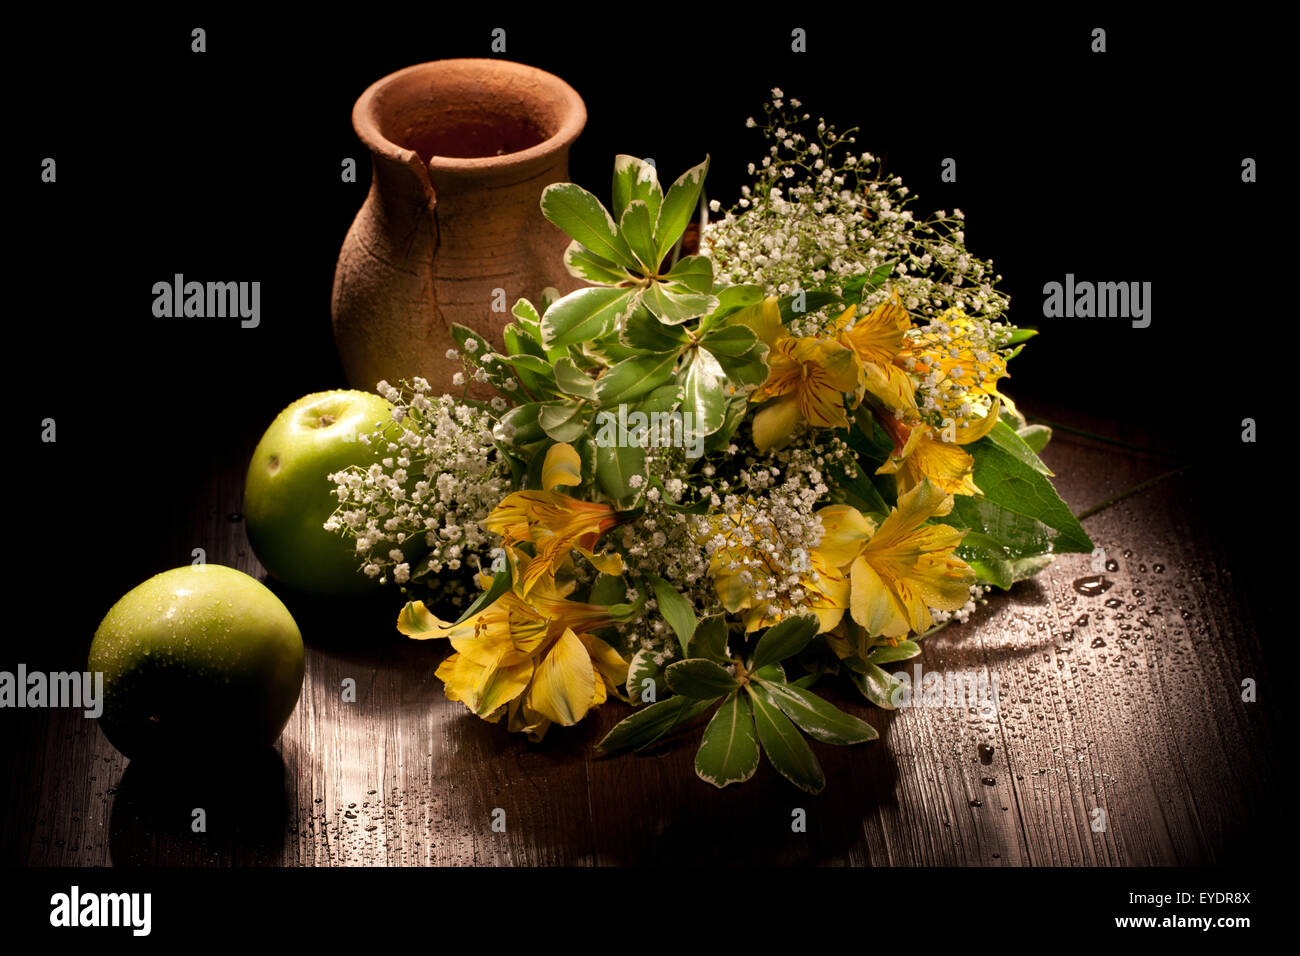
[5,410,1275,867]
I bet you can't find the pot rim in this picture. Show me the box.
[352,58,587,176]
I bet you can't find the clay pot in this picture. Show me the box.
[331,59,586,395]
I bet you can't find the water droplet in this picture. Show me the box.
[981,776,996,786]
[1072,575,1113,596]
[1091,636,1106,648]
[1153,563,1165,574]
[1122,549,1134,558]
[969,799,983,808]
[978,743,995,764]
[1104,559,1119,572]
[1074,614,1090,627]
[226,512,243,522]
[1104,598,1122,608]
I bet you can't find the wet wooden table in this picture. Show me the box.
[5,407,1275,866]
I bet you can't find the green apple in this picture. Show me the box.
[244,389,395,595]
[89,564,305,760]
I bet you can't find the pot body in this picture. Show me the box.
[331,59,586,395]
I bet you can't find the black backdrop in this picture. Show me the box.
[16,11,1278,666]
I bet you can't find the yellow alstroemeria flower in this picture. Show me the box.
[874,400,1001,497]
[748,336,860,453]
[398,554,628,741]
[740,551,849,634]
[732,295,861,453]
[697,507,848,634]
[897,308,1013,424]
[481,442,622,595]
[817,479,975,638]
[834,294,919,418]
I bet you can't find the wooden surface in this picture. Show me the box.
[5,409,1275,867]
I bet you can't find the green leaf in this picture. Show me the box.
[553,357,598,401]
[866,640,921,664]
[831,453,892,520]
[753,663,787,683]
[627,648,667,706]
[594,439,644,508]
[647,574,698,654]
[753,679,878,745]
[583,328,641,365]
[688,615,730,661]
[611,154,662,223]
[654,157,709,263]
[1017,423,1052,454]
[542,286,639,349]
[661,255,714,294]
[620,199,659,272]
[945,438,1093,556]
[746,684,825,794]
[702,284,765,330]
[666,658,740,699]
[563,242,634,286]
[750,615,820,671]
[499,352,555,377]
[703,395,749,454]
[777,290,843,322]
[986,420,1053,476]
[540,182,637,270]
[841,261,896,300]
[588,571,626,607]
[596,351,679,407]
[695,690,760,788]
[969,553,1055,590]
[848,661,902,709]
[511,298,543,335]
[592,386,680,506]
[537,400,590,443]
[681,349,727,439]
[596,694,718,754]
[698,324,759,358]
[621,307,691,352]
[642,282,717,325]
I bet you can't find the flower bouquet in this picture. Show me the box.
[325,97,1093,793]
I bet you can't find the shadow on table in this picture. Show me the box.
[108,748,288,866]
[263,581,407,656]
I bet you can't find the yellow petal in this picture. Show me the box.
[954,399,1001,444]
[542,442,583,490]
[524,628,597,726]
[862,361,918,416]
[576,546,624,577]
[436,651,534,717]
[733,295,785,348]
[815,505,876,567]
[871,478,954,546]
[577,632,630,689]
[910,552,977,611]
[397,600,453,639]
[850,556,909,637]
[752,394,801,453]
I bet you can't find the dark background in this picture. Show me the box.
[14,13,1278,720]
